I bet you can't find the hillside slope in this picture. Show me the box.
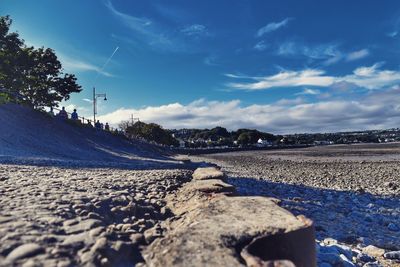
[0,104,179,168]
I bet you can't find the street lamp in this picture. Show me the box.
[93,86,107,123]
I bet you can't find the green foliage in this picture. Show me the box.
[0,92,11,104]
[171,127,277,147]
[0,15,81,108]
[122,121,179,147]
[233,128,276,145]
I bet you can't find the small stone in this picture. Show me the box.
[63,232,90,246]
[362,245,385,258]
[339,254,355,267]
[387,223,400,232]
[357,253,375,263]
[362,262,383,267]
[64,219,102,234]
[129,233,144,244]
[89,226,105,237]
[6,243,45,261]
[383,250,400,259]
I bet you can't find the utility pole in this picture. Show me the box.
[129,114,140,126]
[93,87,107,123]
[130,114,134,125]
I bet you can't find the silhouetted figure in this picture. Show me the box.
[48,107,54,117]
[95,120,101,129]
[87,120,93,127]
[57,107,68,120]
[71,109,78,120]
[105,123,110,131]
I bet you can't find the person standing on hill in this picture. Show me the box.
[57,107,68,120]
[95,120,101,129]
[105,123,110,131]
[47,107,55,117]
[71,109,79,121]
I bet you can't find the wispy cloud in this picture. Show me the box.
[105,1,152,31]
[277,41,340,60]
[98,88,400,134]
[181,24,209,37]
[296,88,321,95]
[277,42,370,65]
[203,55,219,66]
[105,0,175,50]
[256,18,293,37]
[59,54,113,77]
[388,31,398,38]
[254,40,268,51]
[346,49,369,61]
[226,63,400,91]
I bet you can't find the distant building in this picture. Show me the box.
[179,139,185,148]
[257,138,272,147]
[314,141,334,146]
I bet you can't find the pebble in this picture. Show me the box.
[356,253,375,263]
[0,164,191,266]
[6,243,45,261]
[362,245,385,258]
[383,250,400,259]
[387,223,400,232]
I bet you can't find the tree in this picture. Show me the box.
[0,15,81,108]
[121,120,179,147]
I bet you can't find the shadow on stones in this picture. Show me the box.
[0,156,191,171]
[227,176,400,251]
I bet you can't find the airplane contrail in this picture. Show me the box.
[94,46,119,82]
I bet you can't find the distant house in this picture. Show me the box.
[179,139,185,148]
[257,138,272,147]
[314,140,334,146]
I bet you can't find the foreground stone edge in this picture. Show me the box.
[142,167,317,267]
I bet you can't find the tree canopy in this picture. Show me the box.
[0,15,81,108]
[120,120,179,147]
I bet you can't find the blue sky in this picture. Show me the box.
[4,0,400,133]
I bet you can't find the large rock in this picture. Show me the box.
[142,168,316,267]
[192,167,225,181]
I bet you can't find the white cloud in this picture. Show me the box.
[256,18,292,37]
[227,69,335,90]
[97,89,400,134]
[343,63,400,89]
[226,63,400,91]
[296,88,321,95]
[181,24,209,37]
[346,49,369,61]
[254,40,268,51]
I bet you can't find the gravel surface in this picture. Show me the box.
[189,143,400,267]
[0,164,191,266]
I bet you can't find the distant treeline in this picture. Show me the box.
[0,15,81,108]
[170,127,280,147]
[119,120,180,147]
